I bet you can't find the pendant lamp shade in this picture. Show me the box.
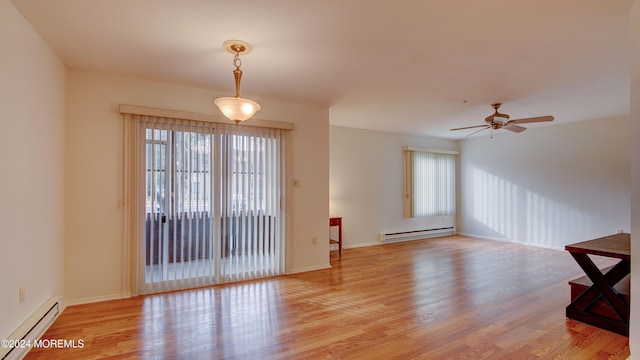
[214,96,261,123]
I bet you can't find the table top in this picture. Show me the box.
[565,233,630,260]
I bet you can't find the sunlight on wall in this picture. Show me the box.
[525,190,589,248]
[472,167,589,247]
[472,167,519,239]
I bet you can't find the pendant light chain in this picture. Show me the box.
[233,52,242,70]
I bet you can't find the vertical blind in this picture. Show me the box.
[217,124,285,282]
[136,115,285,293]
[143,118,216,291]
[405,148,457,217]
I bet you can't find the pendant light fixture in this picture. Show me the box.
[214,40,261,124]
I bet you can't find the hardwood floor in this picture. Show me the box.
[25,236,630,359]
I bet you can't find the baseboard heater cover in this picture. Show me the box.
[379,227,455,243]
[1,297,60,360]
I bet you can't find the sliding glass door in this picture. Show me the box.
[140,119,284,293]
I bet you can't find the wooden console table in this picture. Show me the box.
[565,233,630,336]
[330,216,342,256]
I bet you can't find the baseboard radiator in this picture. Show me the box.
[1,297,60,360]
[379,227,455,244]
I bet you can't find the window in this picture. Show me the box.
[404,147,457,217]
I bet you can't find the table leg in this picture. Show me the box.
[566,252,630,335]
[338,221,342,256]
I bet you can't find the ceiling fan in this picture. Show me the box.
[450,103,554,137]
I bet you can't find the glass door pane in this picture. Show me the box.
[142,126,216,293]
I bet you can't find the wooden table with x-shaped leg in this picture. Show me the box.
[565,233,630,336]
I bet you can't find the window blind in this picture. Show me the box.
[404,148,457,218]
[217,124,285,282]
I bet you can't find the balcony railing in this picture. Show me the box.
[145,210,276,265]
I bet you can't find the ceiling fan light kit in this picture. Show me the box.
[214,40,261,124]
[484,103,510,128]
[450,102,554,137]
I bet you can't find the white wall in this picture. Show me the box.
[64,69,329,303]
[0,0,66,341]
[458,116,631,249]
[330,126,457,247]
[629,0,639,354]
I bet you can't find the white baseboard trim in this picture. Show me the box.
[456,232,564,251]
[286,263,331,274]
[329,242,379,250]
[344,236,461,250]
[64,293,130,307]
[344,241,380,249]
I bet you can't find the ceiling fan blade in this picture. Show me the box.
[466,126,491,137]
[504,123,527,133]
[509,115,554,124]
[450,124,490,131]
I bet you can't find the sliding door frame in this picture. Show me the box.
[121,105,292,296]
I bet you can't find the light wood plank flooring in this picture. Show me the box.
[25,235,630,359]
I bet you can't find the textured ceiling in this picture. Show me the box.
[11,0,634,138]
